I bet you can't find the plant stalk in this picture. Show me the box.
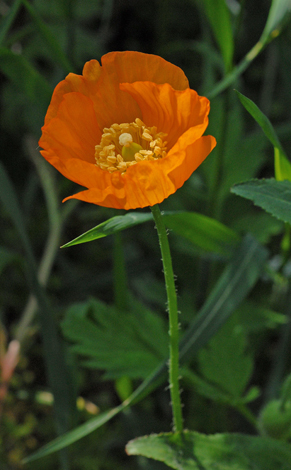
[151,204,183,432]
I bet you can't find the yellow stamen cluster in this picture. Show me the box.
[95,118,168,174]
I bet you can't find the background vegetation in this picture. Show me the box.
[1,0,291,468]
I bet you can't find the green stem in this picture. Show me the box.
[151,204,183,432]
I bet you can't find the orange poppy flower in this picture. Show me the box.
[39,51,216,210]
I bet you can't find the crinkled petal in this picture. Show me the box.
[40,92,101,169]
[101,51,189,91]
[43,52,189,131]
[120,82,210,149]
[63,132,216,210]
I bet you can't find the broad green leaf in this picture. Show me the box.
[0,46,51,104]
[260,0,291,45]
[0,162,76,438]
[24,235,268,462]
[62,210,239,257]
[235,90,291,181]
[198,314,253,397]
[61,212,153,247]
[61,297,168,379]
[126,431,291,469]
[163,212,240,257]
[203,0,234,72]
[231,179,291,224]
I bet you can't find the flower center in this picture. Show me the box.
[95,118,168,174]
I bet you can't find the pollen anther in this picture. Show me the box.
[95,118,167,175]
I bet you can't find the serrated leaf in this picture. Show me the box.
[126,431,291,470]
[235,90,291,181]
[231,179,291,224]
[61,297,168,379]
[198,313,253,397]
[24,235,268,463]
[183,368,259,407]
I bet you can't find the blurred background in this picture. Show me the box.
[1,0,291,468]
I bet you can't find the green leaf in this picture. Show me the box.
[61,212,153,247]
[203,0,234,72]
[260,0,291,45]
[22,0,73,73]
[0,46,52,104]
[198,313,253,397]
[183,368,259,407]
[231,179,291,224]
[62,210,239,258]
[180,234,268,362]
[126,431,291,469]
[0,0,22,45]
[0,162,76,438]
[237,300,287,333]
[61,297,168,379]
[163,212,240,257]
[24,235,268,463]
[235,90,291,181]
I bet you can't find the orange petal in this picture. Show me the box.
[164,131,217,188]
[101,51,189,90]
[44,52,189,132]
[63,132,216,210]
[120,82,210,149]
[40,92,101,165]
[44,60,102,125]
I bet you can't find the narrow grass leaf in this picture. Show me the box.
[22,0,73,73]
[0,0,22,45]
[126,431,291,469]
[61,212,153,247]
[24,235,267,462]
[62,211,239,258]
[203,0,234,72]
[0,46,52,104]
[235,90,291,181]
[0,162,76,440]
[231,179,291,224]
[260,0,291,45]
[180,234,268,362]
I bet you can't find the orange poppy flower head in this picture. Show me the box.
[39,51,216,210]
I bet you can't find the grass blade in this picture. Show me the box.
[0,162,76,444]
[23,234,267,462]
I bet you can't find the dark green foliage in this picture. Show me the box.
[1,0,291,469]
